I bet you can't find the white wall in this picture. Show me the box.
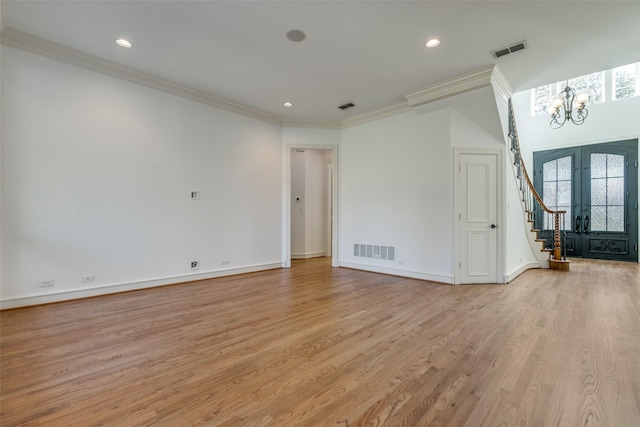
[340,86,541,283]
[340,108,454,282]
[1,46,283,307]
[282,127,341,148]
[304,150,327,257]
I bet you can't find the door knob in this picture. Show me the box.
[490,224,497,229]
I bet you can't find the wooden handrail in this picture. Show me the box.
[508,99,566,261]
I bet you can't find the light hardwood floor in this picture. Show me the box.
[1,258,639,426]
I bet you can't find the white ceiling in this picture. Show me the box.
[2,1,639,123]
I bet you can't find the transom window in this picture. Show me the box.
[531,62,639,116]
[613,63,639,100]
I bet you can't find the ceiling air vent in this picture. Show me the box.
[492,40,527,58]
[338,102,355,110]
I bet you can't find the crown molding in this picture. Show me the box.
[403,65,496,108]
[339,66,503,129]
[340,101,413,129]
[281,118,341,129]
[2,28,514,131]
[0,28,284,126]
[490,65,513,101]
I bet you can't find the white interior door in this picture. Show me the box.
[459,153,498,283]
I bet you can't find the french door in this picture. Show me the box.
[533,140,638,262]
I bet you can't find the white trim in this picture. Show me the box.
[325,162,333,257]
[491,65,513,101]
[339,262,453,284]
[291,251,326,260]
[340,102,412,129]
[0,28,284,126]
[340,67,503,129]
[504,262,540,283]
[404,65,495,107]
[0,262,283,310]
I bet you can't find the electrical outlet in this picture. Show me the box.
[191,191,200,200]
[191,261,199,270]
[38,278,55,288]
[81,275,95,283]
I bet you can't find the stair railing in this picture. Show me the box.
[508,99,566,262]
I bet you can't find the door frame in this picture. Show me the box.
[454,148,505,285]
[284,144,339,268]
[325,161,333,257]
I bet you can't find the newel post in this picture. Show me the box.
[553,213,562,260]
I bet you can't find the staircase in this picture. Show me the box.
[508,99,570,271]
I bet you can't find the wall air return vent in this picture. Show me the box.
[338,102,355,110]
[492,40,527,58]
[354,244,396,261]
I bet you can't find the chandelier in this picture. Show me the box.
[548,83,589,129]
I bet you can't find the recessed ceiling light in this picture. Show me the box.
[115,38,133,48]
[425,38,441,48]
[286,30,306,42]
[283,102,293,107]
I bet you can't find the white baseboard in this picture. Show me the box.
[339,261,453,284]
[0,262,283,310]
[504,262,540,283]
[291,251,326,260]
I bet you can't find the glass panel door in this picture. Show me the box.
[534,140,638,262]
[534,148,581,257]
[541,155,573,231]
[580,142,637,261]
[589,153,625,232]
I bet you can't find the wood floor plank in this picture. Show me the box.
[1,258,639,426]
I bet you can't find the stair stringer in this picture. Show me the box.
[507,149,549,270]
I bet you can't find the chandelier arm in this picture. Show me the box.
[548,83,589,129]
[570,107,588,125]
[550,110,567,129]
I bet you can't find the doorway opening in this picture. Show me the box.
[533,139,638,262]
[285,146,338,268]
